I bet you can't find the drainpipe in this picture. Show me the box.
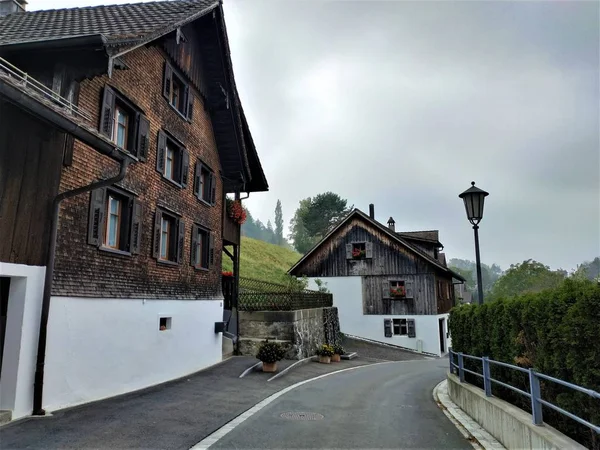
[33,159,131,415]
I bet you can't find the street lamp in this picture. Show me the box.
[459,181,489,305]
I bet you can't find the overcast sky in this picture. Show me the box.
[29,0,600,271]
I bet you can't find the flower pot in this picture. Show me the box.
[319,355,331,364]
[331,354,341,362]
[262,362,277,373]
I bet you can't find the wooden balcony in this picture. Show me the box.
[223,213,240,245]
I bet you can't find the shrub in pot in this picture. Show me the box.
[256,340,285,372]
[316,344,335,364]
[331,344,344,362]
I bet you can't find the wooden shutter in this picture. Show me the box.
[190,225,198,266]
[99,86,116,138]
[136,115,150,161]
[177,219,185,264]
[130,199,143,254]
[153,210,162,259]
[407,319,416,338]
[187,91,194,120]
[384,319,392,338]
[345,243,353,259]
[181,149,189,187]
[88,188,106,246]
[209,232,215,268]
[193,163,201,198]
[405,281,414,299]
[365,242,373,259]
[156,130,166,174]
[382,278,390,298]
[163,63,172,99]
[210,173,216,205]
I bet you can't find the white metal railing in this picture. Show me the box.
[0,56,92,122]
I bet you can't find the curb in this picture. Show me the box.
[238,362,262,378]
[267,356,315,382]
[433,379,505,450]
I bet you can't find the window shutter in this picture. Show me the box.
[177,219,185,264]
[88,188,106,246]
[136,115,150,162]
[187,91,194,120]
[99,86,116,138]
[191,225,198,266]
[406,281,414,299]
[209,232,215,267]
[384,319,392,338]
[382,278,390,298]
[365,242,373,258]
[130,199,143,254]
[210,173,216,205]
[153,210,162,259]
[193,163,201,198]
[156,130,166,174]
[407,319,416,338]
[181,149,189,187]
[163,63,172,99]
[345,243,353,259]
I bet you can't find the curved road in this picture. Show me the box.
[210,359,471,449]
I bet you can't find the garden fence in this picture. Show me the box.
[238,277,333,311]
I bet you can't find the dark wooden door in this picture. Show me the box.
[438,318,445,354]
[0,277,10,380]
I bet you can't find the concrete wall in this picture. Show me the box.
[0,262,45,419]
[43,296,223,412]
[238,307,339,359]
[307,277,447,356]
[447,373,585,450]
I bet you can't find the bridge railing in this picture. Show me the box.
[448,349,600,434]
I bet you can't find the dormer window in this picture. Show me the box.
[346,242,373,260]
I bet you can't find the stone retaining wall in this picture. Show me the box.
[238,307,340,359]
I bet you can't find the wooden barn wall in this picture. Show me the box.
[362,274,437,315]
[0,100,65,265]
[435,274,455,314]
[294,218,432,277]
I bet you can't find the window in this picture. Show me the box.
[389,280,406,298]
[156,130,189,187]
[393,319,408,335]
[191,225,214,269]
[99,85,150,161]
[163,62,194,120]
[194,161,216,205]
[346,242,373,260]
[88,188,142,254]
[384,279,413,299]
[159,317,172,331]
[153,208,184,264]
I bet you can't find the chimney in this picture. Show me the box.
[369,204,375,219]
[0,0,26,16]
[387,217,396,232]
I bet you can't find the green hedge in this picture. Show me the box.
[449,279,600,449]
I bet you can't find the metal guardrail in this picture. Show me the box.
[0,56,92,122]
[449,349,600,434]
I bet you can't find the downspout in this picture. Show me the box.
[33,159,131,415]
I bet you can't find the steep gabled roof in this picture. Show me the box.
[397,230,440,243]
[288,208,465,282]
[0,1,218,49]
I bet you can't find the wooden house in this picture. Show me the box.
[0,0,266,420]
[289,205,465,356]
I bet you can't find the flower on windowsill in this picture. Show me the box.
[390,287,406,298]
[352,248,366,259]
[228,199,247,225]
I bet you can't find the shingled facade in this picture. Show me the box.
[0,0,267,417]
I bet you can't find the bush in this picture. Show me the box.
[449,279,600,449]
[256,340,285,363]
[316,344,335,357]
[333,344,344,355]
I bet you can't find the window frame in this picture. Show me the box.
[346,241,373,260]
[392,318,408,336]
[153,207,184,265]
[104,194,123,250]
[163,62,194,121]
[156,130,189,188]
[194,160,216,206]
[191,224,212,270]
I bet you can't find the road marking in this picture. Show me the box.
[190,362,395,449]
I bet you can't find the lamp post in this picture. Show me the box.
[459,181,489,305]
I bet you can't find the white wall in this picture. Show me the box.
[0,262,46,419]
[44,297,223,412]
[308,277,448,356]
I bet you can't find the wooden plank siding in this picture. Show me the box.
[362,274,436,315]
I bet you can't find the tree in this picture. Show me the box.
[266,220,276,244]
[449,258,503,303]
[487,259,566,301]
[289,192,352,253]
[274,200,284,246]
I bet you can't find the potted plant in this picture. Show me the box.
[256,340,285,373]
[390,285,406,298]
[316,344,335,364]
[352,248,365,260]
[331,344,344,362]
[227,199,247,225]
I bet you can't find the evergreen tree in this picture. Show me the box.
[275,200,284,246]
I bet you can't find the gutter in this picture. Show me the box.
[33,159,132,415]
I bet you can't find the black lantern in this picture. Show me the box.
[459,182,489,226]
[458,181,489,305]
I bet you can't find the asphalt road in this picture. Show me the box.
[211,359,471,449]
